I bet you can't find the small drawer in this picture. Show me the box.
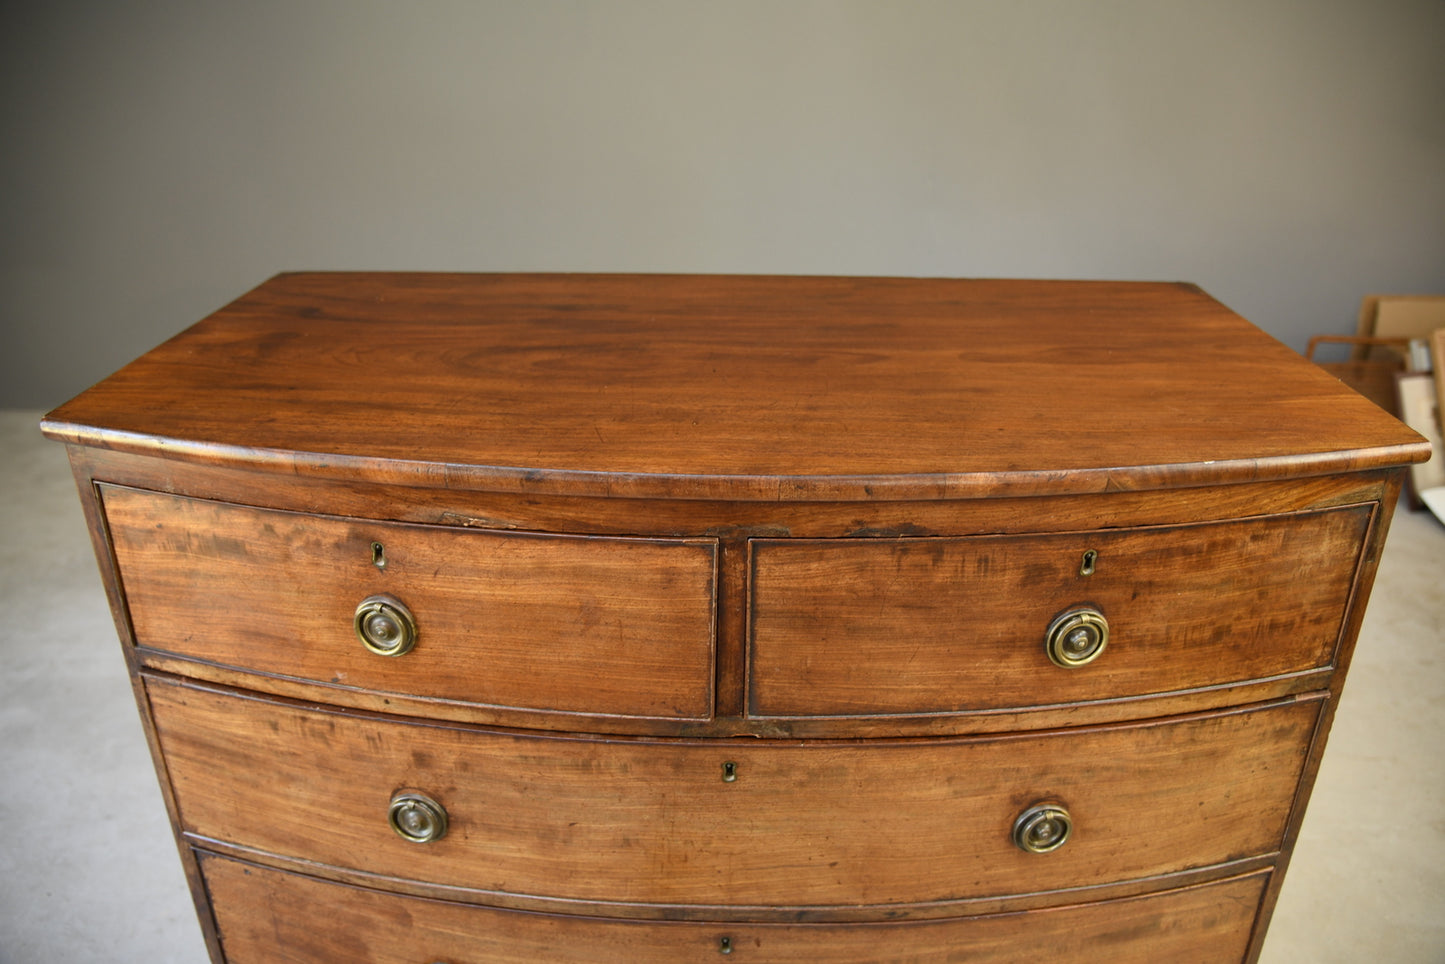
[200,852,1267,963]
[104,487,717,721]
[749,506,1371,718]
[151,676,1317,911]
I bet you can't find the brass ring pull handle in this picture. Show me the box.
[354,594,417,657]
[1013,803,1073,854]
[1044,607,1109,668]
[388,791,448,843]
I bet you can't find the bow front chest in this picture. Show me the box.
[43,274,1430,962]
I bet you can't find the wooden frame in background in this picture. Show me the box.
[1353,295,1445,359]
[1395,370,1443,510]
[1434,328,1445,437]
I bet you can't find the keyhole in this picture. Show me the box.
[719,936,733,954]
[722,761,738,783]
[371,542,387,569]
[1079,549,1097,576]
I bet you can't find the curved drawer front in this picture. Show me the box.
[749,506,1371,717]
[104,487,717,720]
[200,852,1267,963]
[150,677,1318,910]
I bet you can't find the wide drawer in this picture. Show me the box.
[150,676,1318,912]
[750,506,1371,717]
[104,487,718,720]
[199,852,1268,963]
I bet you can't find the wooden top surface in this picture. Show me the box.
[43,272,1430,501]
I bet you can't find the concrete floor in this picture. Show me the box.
[1,408,1441,962]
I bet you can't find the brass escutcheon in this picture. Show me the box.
[1013,803,1073,854]
[354,594,417,657]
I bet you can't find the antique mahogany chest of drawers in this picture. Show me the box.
[44,274,1429,962]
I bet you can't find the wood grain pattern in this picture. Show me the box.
[199,852,1268,963]
[149,676,1318,913]
[44,274,1427,962]
[41,273,1430,501]
[69,443,1402,540]
[749,505,1371,717]
[105,486,717,720]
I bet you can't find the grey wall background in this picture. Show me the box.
[4,0,1443,410]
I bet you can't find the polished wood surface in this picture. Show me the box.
[66,443,1405,539]
[200,853,1268,964]
[750,505,1370,717]
[149,675,1316,913]
[45,274,1427,961]
[41,273,1429,500]
[104,486,717,720]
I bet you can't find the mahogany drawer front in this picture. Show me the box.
[103,487,718,721]
[750,506,1371,718]
[150,676,1318,911]
[200,853,1267,963]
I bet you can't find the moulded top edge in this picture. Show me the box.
[39,418,1432,502]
